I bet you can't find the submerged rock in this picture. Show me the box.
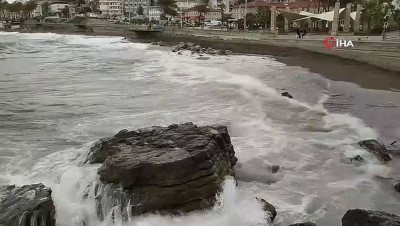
[358,140,392,163]
[256,198,277,222]
[289,223,317,226]
[281,91,294,99]
[342,209,400,226]
[0,183,56,226]
[350,155,364,163]
[395,183,400,192]
[86,122,238,219]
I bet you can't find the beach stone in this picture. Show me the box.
[289,223,317,226]
[0,183,56,226]
[395,183,400,192]
[256,198,277,222]
[197,56,210,60]
[86,122,238,219]
[282,91,294,99]
[271,164,280,173]
[358,139,392,163]
[350,155,364,162]
[342,209,400,226]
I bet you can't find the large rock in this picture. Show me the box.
[86,122,238,219]
[358,140,392,163]
[256,198,277,222]
[395,183,400,192]
[342,209,400,226]
[0,183,56,226]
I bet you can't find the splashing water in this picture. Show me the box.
[0,32,399,226]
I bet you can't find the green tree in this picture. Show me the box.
[62,5,70,17]
[137,5,143,15]
[254,6,270,28]
[157,0,178,18]
[23,0,38,18]
[0,0,9,19]
[363,0,389,31]
[42,2,50,17]
[8,1,23,12]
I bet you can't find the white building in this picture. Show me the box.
[99,0,124,18]
[148,6,161,20]
[124,0,150,17]
[50,3,69,14]
[176,0,198,10]
[31,2,43,18]
[49,3,76,17]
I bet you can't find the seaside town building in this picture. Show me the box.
[231,0,325,20]
[182,7,222,23]
[176,0,199,10]
[49,2,76,17]
[99,0,124,18]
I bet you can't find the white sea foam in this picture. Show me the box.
[1,32,399,226]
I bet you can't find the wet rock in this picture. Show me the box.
[177,51,182,55]
[171,42,231,56]
[256,198,277,222]
[395,183,400,192]
[158,41,165,46]
[358,139,392,163]
[289,223,317,226]
[197,56,210,60]
[350,155,364,162]
[342,209,400,226]
[86,122,238,219]
[271,164,280,173]
[0,183,56,226]
[282,91,294,99]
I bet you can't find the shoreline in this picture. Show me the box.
[1,29,400,226]
[3,24,400,72]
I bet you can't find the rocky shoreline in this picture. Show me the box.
[1,122,399,226]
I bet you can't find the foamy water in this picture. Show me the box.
[0,32,399,226]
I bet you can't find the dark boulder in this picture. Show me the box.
[0,183,55,226]
[256,198,277,222]
[288,223,317,226]
[342,209,400,226]
[350,155,364,163]
[395,183,400,192]
[282,91,294,99]
[358,140,392,163]
[85,122,238,219]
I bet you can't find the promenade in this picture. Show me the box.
[163,28,400,72]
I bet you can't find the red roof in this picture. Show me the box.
[232,0,312,9]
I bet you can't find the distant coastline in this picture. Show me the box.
[3,23,400,72]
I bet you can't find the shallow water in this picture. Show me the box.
[0,32,399,226]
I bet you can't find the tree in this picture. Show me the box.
[88,0,100,13]
[76,0,86,13]
[362,0,389,31]
[23,1,38,18]
[157,0,178,18]
[62,5,70,17]
[137,5,144,15]
[0,0,9,19]
[42,2,50,17]
[254,7,270,28]
[393,7,400,30]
